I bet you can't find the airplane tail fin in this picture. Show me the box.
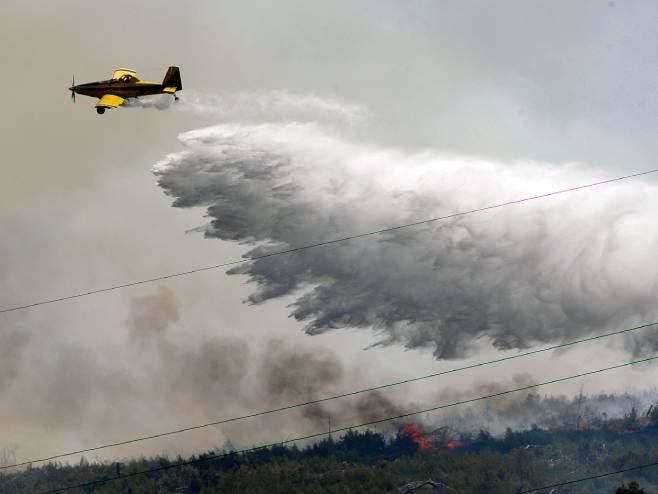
[162,66,182,91]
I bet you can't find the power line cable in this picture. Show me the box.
[35,354,658,493]
[2,168,656,315]
[517,460,658,493]
[3,320,656,471]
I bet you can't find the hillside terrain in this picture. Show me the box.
[4,407,658,493]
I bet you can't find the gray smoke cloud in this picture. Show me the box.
[154,121,658,360]
[258,339,343,401]
[0,325,29,393]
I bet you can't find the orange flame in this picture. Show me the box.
[402,423,435,451]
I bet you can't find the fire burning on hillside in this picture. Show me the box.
[402,423,436,451]
[402,423,462,451]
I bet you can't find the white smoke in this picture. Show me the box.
[123,90,366,125]
[154,121,658,360]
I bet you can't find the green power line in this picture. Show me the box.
[4,320,656,471]
[38,354,658,494]
[518,459,658,493]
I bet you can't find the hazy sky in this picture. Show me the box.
[1,0,657,466]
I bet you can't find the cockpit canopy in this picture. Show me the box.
[112,68,138,83]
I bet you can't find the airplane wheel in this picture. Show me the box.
[96,107,105,115]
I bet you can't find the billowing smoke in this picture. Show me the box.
[154,122,658,360]
[253,339,409,427]
[258,339,343,401]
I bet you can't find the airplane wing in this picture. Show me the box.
[96,94,125,109]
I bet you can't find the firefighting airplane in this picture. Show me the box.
[68,66,182,114]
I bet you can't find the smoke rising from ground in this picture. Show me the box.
[154,122,658,360]
[438,386,658,437]
[258,339,343,401]
[3,284,656,463]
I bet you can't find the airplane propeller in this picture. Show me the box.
[70,75,76,103]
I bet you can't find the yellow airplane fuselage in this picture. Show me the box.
[72,80,174,99]
[69,66,181,114]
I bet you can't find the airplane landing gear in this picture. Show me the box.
[96,107,105,115]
